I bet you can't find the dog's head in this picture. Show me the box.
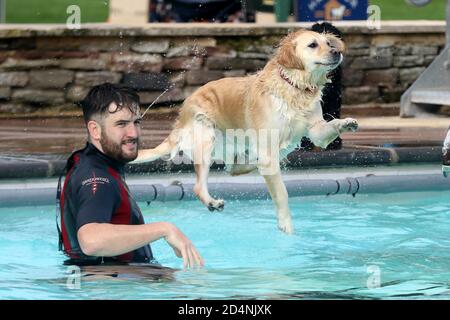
[276,29,345,73]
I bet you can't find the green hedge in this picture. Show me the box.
[370,0,445,20]
[4,0,445,24]
[6,0,109,23]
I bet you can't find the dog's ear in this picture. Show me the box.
[276,32,304,70]
[324,33,345,53]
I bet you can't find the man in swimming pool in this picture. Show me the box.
[57,83,203,270]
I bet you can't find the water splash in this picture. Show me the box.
[119,31,124,55]
[141,87,172,118]
[240,0,247,12]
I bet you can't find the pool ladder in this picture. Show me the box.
[400,0,450,117]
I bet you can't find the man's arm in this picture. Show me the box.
[77,222,204,269]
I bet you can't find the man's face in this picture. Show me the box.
[99,103,142,163]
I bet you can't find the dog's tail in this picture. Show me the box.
[134,128,181,163]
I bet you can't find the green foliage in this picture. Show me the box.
[370,0,445,20]
[4,0,446,23]
[6,0,109,23]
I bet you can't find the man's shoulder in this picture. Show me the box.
[69,154,107,177]
[67,155,119,193]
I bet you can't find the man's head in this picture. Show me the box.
[80,83,142,163]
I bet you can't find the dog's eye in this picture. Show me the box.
[308,42,318,49]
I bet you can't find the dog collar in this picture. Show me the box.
[278,67,316,93]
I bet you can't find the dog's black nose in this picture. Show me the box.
[330,48,339,56]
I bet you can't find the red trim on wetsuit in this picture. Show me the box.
[108,167,134,262]
[61,154,80,259]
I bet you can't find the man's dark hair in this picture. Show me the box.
[79,83,140,124]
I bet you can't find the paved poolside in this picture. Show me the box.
[0,111,448,178]
[0,113,448,154]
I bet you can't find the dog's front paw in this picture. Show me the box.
[278,218,294,235]
[207,199,225,212]
[341,118,359,132]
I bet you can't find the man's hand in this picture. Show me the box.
[164,223,204,270]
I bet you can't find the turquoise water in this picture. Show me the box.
[0,191,449,299]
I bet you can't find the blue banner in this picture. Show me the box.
[295,0,368,21]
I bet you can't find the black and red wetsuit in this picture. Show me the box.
[58,142,155,266]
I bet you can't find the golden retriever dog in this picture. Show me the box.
[134,29,358,234]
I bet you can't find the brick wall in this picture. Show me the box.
[0,23,445,114]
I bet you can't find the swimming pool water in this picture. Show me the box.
[0,191,449,299]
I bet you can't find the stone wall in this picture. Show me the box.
[0,23,445,114]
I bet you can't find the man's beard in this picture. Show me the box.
[100,131,139,163]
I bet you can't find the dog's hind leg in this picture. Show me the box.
[192,113,225,212]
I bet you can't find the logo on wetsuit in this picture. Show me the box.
[82,172,110,195]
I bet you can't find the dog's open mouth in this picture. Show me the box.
[315,62,338,66]
[315,54,343,67]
